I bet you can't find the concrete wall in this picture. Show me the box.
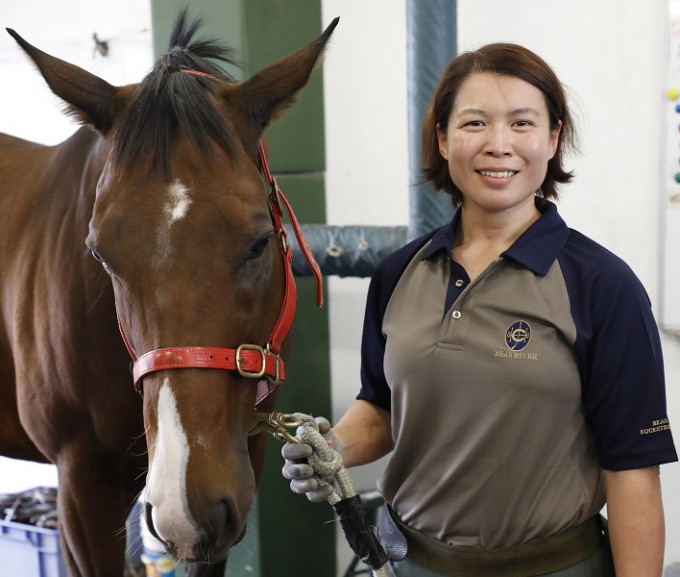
[0,1,152,145]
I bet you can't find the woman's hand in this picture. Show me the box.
[281,416,337,502]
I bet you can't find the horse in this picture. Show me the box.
[0,11,336,576]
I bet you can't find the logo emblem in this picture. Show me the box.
[506,321,531,351]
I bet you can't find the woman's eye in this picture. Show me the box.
[246,235,271,261]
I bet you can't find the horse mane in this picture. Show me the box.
[112,10,240,178]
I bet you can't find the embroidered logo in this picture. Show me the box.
[505,320,531,351]
[640,418,671,435]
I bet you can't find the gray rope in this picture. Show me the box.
[291,413,389,577]
[293,416,354,505]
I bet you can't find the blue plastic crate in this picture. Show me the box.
[0,517,66,577]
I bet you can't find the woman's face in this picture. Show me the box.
[437,72,561,216]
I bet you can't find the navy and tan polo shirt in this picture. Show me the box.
[358,199,677,549]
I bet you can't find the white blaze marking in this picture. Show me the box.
[146,378,196,549]
[165,179,193,224]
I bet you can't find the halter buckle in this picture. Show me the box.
[235,343,283,383]
[236,344,267,379]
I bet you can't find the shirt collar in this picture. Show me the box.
[421,199,570,276]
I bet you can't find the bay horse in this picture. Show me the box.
[0,11,336,577]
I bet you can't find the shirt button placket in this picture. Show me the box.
[441,271,468,347]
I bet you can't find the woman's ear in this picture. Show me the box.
[436,123,448,159]
[550,120,563,158]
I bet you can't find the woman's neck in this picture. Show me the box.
[453,198,542,280]
[456,197,541,247]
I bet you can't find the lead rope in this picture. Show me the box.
[288,413,355,505]
[255,412,389,577]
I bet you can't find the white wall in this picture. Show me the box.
[321,0,409,491]
[0,1,152,145]
[322,0,680,569]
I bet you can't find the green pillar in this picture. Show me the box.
[149,1,334,576]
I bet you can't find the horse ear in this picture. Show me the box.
[231,17,339,134]
[6,28,126,133]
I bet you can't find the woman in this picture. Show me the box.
[283,43,677,576]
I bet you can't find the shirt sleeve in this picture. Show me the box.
[562,238,678,470]
[356,266,392,410]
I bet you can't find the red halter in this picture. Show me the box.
[117,143,323,406]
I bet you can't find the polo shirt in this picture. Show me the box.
[358,199,677,548]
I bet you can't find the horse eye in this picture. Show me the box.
[90,249,110,271]
[246,234,272,261]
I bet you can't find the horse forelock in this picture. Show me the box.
[111,11,241,180]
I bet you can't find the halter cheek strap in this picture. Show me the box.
[117,143,323,406]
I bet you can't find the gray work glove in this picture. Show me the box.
[281,416,341,503]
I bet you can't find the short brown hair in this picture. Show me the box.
[421,43,578,206]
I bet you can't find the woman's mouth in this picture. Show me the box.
[478,170,517,178]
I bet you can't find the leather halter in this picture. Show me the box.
[117,143,323,406]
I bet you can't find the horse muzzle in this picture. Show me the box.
[144,495,247,563]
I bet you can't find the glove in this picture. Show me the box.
[281,416,341,503]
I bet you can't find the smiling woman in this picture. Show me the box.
[438,73,560,230]
[282,40,678,577]
[422,42,577,207]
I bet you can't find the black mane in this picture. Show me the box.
[112,10,240,178]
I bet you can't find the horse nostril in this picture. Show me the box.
[220,498,241,541]
[191,498,241,562]
[207,500,228,540]
[207,498,240,541]
[143,502,162,543]
[193,501,223,562]
[143,502,178,558]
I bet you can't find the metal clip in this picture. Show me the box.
[250,411,312,444]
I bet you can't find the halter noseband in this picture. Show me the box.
[117,143,323,406]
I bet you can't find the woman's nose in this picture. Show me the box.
[484,125,512,156]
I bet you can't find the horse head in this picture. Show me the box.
[8,11,336,563]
